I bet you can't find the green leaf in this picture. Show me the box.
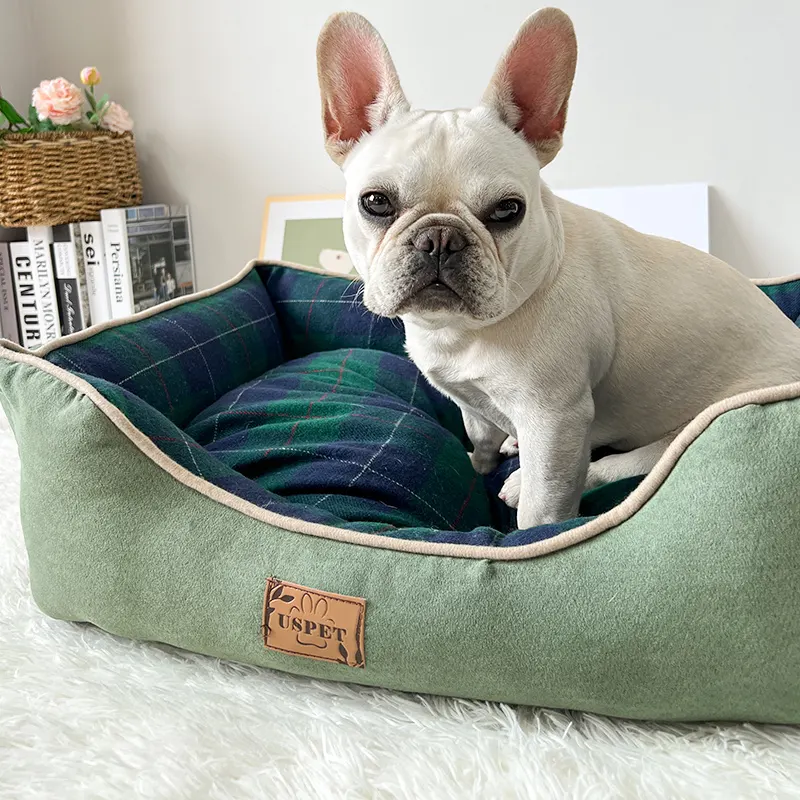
[28,104,39,127]
[84,88,97,111]
[98,93,109,108]
[0,125,34,139]
[0,97,26,126]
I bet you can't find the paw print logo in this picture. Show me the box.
[291,593,338,650]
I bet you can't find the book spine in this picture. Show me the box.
[69,223,92,328]
[27,226,61,343]
[0,243,21,344]
[53,241,86,335]
[9,242,43,349]
[79,221,112,325]
[100,209,135,319]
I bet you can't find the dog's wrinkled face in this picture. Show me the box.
[342,107,544,325]
[317,8,577,327]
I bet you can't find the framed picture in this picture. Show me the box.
[126,204,196,312]
[260,194,353,274]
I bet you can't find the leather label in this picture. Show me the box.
[262,578,366,668]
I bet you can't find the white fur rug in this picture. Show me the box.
[2,408,800,799]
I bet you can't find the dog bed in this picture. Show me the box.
[1,260,800,722]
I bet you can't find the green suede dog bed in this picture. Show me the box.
[2,260,800,722]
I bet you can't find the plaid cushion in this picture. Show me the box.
[186,348,495,532]
[260,265,407,359]
[48,271,283,428]
[42,265,800,548]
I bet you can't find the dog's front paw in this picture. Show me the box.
[499,472,572,528]
[499,436,519,457]
[470,449,500,475]
[499,468,521,508]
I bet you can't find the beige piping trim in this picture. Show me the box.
[2,263,800,561]
[753,273,800,286]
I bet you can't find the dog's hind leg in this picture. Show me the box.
[500,430,682,510]
[585,431,680,491]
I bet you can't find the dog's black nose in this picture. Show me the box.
[412,226,467,258]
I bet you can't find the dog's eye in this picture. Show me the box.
[361,192,394,218]
[489,199,524,223]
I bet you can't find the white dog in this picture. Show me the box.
[316,8,800,529]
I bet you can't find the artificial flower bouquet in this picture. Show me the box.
[0,67,134,135]
[0,67,142,227]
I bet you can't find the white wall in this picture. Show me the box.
[0,1,36,116]
[5,0,800,285]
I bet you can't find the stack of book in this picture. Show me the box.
[0,204,195,349]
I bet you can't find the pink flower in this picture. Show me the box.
[99,101,134,133]
[80,67,101,86]
[32,78,83,125]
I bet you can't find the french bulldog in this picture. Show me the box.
[316,8,800,529]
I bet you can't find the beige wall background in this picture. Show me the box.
[3,0,799,285]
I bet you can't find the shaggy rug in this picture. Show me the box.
[1,407,799,799]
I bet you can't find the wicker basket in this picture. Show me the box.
[0,130,143,227]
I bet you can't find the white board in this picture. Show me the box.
[554,183,709,252]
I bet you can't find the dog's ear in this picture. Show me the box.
[483,8,577,167]
[317,13,409,166]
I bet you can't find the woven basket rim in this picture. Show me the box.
[0,130,135,146]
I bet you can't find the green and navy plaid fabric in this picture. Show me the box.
[48,271,284,428]
[260,265,407,360]
[42,265,800,547]
[71,372,410,534]
[185,347,495,532]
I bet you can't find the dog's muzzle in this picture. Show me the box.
[391,224,473,315]
[372,218,503,321]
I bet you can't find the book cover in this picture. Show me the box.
[0,243,21,344]
[9,242,42,349]
[79,221,112,325]
[121,204,196,313]
[27,226,61,343]
[100,209,135,319]
[69,223,92,328]
[52,238,87,336]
